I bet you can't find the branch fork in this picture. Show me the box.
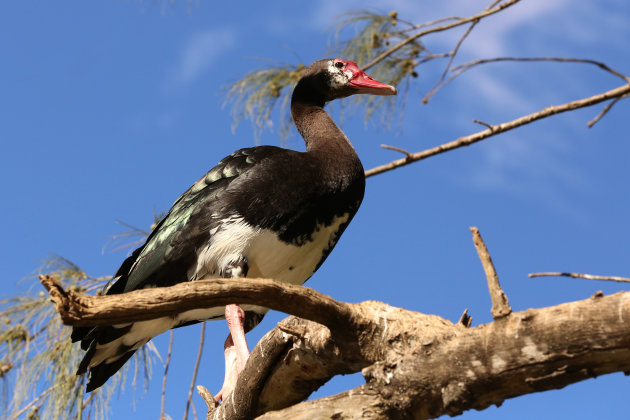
[40,271,630,420]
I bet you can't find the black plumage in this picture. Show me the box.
[73,58,396,394]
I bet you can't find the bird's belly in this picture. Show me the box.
[188,213,350,317]
[247,214,350,284]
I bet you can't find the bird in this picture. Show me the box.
[71,58,396,401]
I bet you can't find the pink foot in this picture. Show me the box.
[214,336,239,402]
[214,304,250,403]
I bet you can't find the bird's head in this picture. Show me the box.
[327,58,397,99]
[295,58,397,104]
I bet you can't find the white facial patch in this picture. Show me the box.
[327,61,351,88]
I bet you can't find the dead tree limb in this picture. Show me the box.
[253,292,630,419]
[363,0,522,71]
[529,272,630,283]
[423,57,630,103]
[39,274,355,334]
[470,227,511,319]
[365,82,630,178]
[41,274,630,419]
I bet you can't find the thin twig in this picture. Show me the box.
[456,57,630,83]
[81,392,93,410]
[85,281,111,293]
[9,384,59,420]
[363,0,522,70]
[423,56,630,103]
[160,330,175,420]
[587,94,629,128]
[197,385,217,415]
[529,272,630,284]
[380,144,412,157]
[485,0,505,10]
[402,15,465,33]
[473,119,494,130]
[365,82,630,177]
[191,400,198,420]
[417,52,451,64]
[184,322,206,420]
[433,19,479,90]
[470,227,511,319]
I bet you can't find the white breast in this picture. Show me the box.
[248,214,349,284]
[188,214,350,315]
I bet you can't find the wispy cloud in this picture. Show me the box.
[168,28,237,88]
[447,125,594,221]
[548,2,630,48]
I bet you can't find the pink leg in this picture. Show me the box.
[214,304,250,402]
[225,304,251,366]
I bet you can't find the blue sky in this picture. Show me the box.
[2,0,629,418]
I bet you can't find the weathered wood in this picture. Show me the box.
[41,275,630,419]
[470,227,512,319]
[253,292,630,419]
[39,274,354,331]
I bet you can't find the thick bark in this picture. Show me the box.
[40,275,630,419]
[39,275,354,332]
[231,292,630,419]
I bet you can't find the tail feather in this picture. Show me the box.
[75,317,175,392]
[73,249,142,390]
[76,341,96,375]
[76,328,139,392]
[71,326,93,346]
[84,349,137,392]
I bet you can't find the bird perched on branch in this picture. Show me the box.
[72,58,396,401]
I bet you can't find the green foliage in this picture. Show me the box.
[103,209,166,256]
[225,63,306,141]
[225,10,424,140]
[0,257,156,420]
[330,10,424,124]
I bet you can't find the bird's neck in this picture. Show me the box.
[291,87,357,159]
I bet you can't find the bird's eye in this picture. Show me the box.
[334,61,344,69]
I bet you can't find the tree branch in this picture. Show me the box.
[470,227,511,319]
[365,82,630,178]
[380,144,412,157]
[254,292,630,419]
[40,273,630,419]
[209,326,296,420]
[587,93,630,128]
[423,56,630,103]
[39,274,355,333]
[429,19,480,98]
[363,0,522,70]
[529,272,630,283]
